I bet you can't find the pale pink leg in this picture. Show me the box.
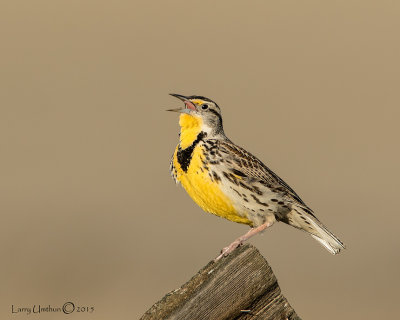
[215,217,275,261]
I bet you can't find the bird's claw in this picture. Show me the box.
[214,239,243,261]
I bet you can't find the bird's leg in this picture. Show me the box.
[215,217,275,261]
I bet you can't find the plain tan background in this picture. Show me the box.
[1,1,399,319]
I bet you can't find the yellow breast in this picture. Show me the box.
[173,144,252,225]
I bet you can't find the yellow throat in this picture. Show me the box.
[179,113,203,149]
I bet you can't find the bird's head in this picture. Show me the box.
[168,94,224,137]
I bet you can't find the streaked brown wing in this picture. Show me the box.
[217,140,308,207]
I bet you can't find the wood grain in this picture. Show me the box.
[140,244,301,320]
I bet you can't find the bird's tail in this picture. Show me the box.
[288,207,346,255]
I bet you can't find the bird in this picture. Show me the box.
[168,94,345,260]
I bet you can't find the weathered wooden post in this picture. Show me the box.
[140,244,301,320]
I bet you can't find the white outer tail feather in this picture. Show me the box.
[290,207,346,255]
[311,234,342,255]
[305,214,345,255]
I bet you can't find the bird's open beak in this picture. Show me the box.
[167,94,197,113]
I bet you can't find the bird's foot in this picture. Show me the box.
[215,239,243,261]
[213,219,275,262]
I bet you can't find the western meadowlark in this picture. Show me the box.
[168,94,345,260]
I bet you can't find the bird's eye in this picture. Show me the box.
[201,104,209,110]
